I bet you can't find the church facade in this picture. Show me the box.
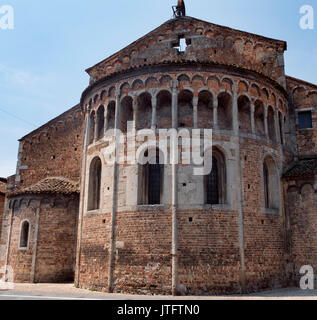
[0,9,317,295]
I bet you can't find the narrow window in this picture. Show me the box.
[263,162,270,208]
[205,149,226,205]
[206,157,219,205]
[298,111,313,129]
[88,157,102,211]
[263,156,280,211]
[140,150,163,205]
[19,221,30,249]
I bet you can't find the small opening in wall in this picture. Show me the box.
[144,59,147,63]
[248,184,251,190]
[51,155,56,160]
[189,217,193,223]
[214,49,217,54]
[261,220,264,225]
[183,183,187,187]
[107,187,110,191]
[102,219,106,224]
[263,62,267,67]
[74,148,78,151]
[245,156,247,161]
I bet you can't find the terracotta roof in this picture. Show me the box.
[8,177,79,197]
[284,159,317,179]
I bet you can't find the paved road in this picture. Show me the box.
[0,283,317,300]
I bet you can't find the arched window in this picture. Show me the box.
[205,148,226,205]
[88,157,102,211]
[96,105,105,140]
[19,220,30,249]
[263,162,270,208]
[263,156,280,211]
[139,149,163,205]
[89,111,95,144]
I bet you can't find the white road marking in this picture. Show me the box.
[0,294,104,300]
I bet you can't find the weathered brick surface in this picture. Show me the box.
[15,105,84,192]
[7,195,78,283]
[2,14,317,296]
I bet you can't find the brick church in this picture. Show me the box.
[1,2,317,295]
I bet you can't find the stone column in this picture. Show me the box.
[93,112,98,143]
[151,95,157,130]
[104,102,109,136]
[108,88,121,293]
[213,97,218,130]
[232,84,246,292]
[232,86,239,135]
[133,96,138,131]
[264,105,269,139]
[275,109,281,145]
[250,102,255,135]
[171,80,179,296]
[172,81,178,129]
[193,96,198,129]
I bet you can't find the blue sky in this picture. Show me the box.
[0,0,316,177]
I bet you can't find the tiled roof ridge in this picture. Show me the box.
[7,177,80,197]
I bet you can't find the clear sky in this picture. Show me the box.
[0,0,316,177]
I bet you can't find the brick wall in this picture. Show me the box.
[15,105,84,192]
[7,195,79,283]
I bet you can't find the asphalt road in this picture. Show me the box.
[0,283,317,300]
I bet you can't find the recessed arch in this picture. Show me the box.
[137,92,152,130]
[263,155,280,211]
[178,89,194,128]
[198,90,213,128]
[238,95,251,133]
[156,90,172,128]
[217,92,232,130]
[120,96,133,133]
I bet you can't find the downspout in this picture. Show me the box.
[171,80,179,296]
[30,203,40,283]
[75,108,90,286]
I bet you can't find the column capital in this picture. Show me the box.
[115,87,121,99]
[172,80,179,91]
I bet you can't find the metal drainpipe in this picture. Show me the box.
[75,108,90,286]
[30,204,40,283]
[4,204,13,280]
[171,81,179,296]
